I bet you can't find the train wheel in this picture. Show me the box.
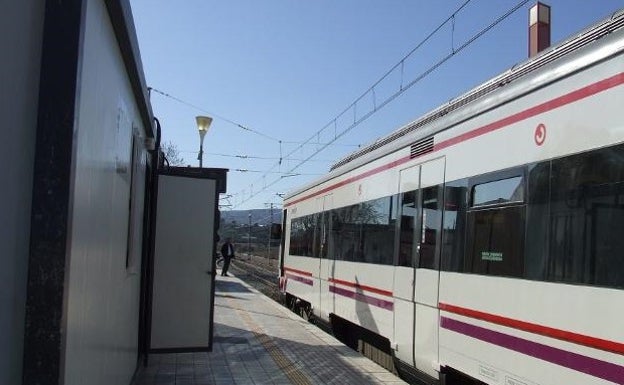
[285,293,297,312]
[299,303,312,322]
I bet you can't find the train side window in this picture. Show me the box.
[472,176,524,207]
[288,217,302,256]
[547,144,624,288]
[359,196,396,265]
[398,190,417,267]
[465,205,525,277]
[331,204,361,262]
[465,172,526,278]
[441,143,624,288]
[289,214,316,257]
[329,197,396,265]
[441,180,468,272]
[419,185,442,269]
[524,162,551,281]
[330,209,344,260]
[316,211,328,258]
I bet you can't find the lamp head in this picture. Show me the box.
[196,115,213,143]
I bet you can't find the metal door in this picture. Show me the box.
[317,194,333,320]
[413,157,445,378]
[392,164,420,365]
[392,157,445,373]
[149,174,218,351]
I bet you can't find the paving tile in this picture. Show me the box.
[133,274,407,385]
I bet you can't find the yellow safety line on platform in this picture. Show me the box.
[228,298,313,385]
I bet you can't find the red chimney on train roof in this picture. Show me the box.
[529,2,551,57]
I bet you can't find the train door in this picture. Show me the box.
[278,209,287,288]
[393,165,420,366]
[413,157,444,378]
[317,194,333,320]
[393,157,445,375]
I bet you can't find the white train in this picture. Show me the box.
[278,9,624,385]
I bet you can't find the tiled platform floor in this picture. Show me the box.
[134,274,407,385]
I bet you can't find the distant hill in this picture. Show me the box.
[220,208,282,226]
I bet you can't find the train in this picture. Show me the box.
[277,9,624,385]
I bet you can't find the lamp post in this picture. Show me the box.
[195,116,213,167]
[265,203,274,258]
[248,212,252,257]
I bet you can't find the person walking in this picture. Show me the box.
[220,237,235,277]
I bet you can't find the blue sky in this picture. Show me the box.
[129,0,624,210]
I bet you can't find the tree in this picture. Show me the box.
[161,141,185,166]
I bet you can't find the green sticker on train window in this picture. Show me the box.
[481,252,503,261]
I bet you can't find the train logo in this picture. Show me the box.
[534,123,546,146]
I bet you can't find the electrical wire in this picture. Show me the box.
[148,87,281,142]
[149,87,364,148]
[232,0,476,206]
[234,169,322,176]
[233,0,532,208]
[177,150,333,163]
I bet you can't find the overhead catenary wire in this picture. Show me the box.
[148,87,282,142]
[148,87,363,148]
[233,0,475,206]
[234,169,322,176]
[280,140,361,147]
[177,150,333,163]
[234,0,532,208]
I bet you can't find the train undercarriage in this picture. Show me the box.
[282,293,484,385]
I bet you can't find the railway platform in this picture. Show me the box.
[134,272,407,385]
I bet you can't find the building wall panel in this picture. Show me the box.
[0,1,44,384]
[62,0,149,383]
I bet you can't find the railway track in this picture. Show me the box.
[228,255,281,301]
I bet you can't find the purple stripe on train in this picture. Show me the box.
[286,274,313,286]
[330,285,394,311]
[441,316,624,384]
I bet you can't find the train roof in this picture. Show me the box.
[285,8,624,202]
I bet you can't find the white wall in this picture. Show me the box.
[0,1,44,384]
[61,0,148,383]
